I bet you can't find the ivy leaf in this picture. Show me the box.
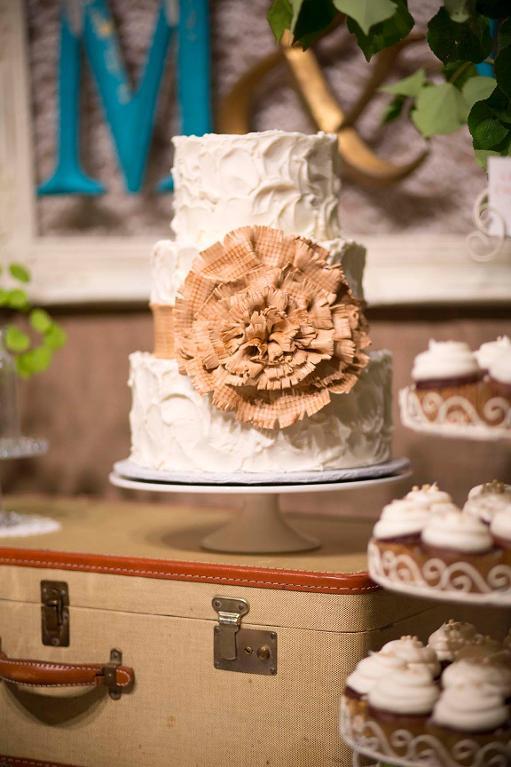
[443,61,478,90]
[381,68,426,97]
[16,346,53,376]
[6,289,29,310]
[5,325,30,353]
[333,0,397,35]
[291,0,337,48]
[412,82,467,137]
[347,0,414,61]
[30,308,53,334]
[381,94,406,123]
[462,75,497,110]
[267,0,293,42]
[427,8,492,64]
[43,323,67,350]
[475,0,511,18]
[8,263,31,284]
[468,96,510,148]
[495,47,511,100]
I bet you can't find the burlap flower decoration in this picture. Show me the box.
[175,226,370,429]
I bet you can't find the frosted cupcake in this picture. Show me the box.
[488,347,511,399]
[475,336,511,372]
[368,666,439,736]
[411,340,482,419]
[344,651,406,717]
[372,498,430,545]
[429,684,510,756]
[491,508,511,565]
[443,657,511,700]
[464,480,511,524]
[427,620,477,668]
[380,635,440,677]
[405,483,452,512]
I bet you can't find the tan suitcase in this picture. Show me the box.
[0,496,508,767]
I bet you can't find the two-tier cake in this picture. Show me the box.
[128,131,392,474]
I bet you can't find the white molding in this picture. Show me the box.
[1,2,510,308]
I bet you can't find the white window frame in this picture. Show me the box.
[2,0,510,307]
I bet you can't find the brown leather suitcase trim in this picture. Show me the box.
[0,548,378,595]
[0,757,79,767]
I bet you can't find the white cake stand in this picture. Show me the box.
[0,436,60,538]
[110,457,411,554]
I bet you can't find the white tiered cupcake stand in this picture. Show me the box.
[110,456,410,554]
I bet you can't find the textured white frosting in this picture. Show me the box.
[427,621,477,663]
[346,652,406,696]
[379,636,440,677]
[475,336,511,370]
[442,658,511,697]
[405,483,452,510]
[465,481,511,524]
[433,686,508,732]
[150,236,366,306]
[489,347,511,384]
[491,509,511,543]
[412,341,480,382]
[128,350,393,473]
[421,509,493,553]
[373,499,429,540]
[171,131,342,247]
[368,666,439,715]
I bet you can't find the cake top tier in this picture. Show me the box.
[170,130,342,247]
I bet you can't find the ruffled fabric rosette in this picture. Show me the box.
[175,226,370,429]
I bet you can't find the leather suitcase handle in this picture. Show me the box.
[0,651,134,692]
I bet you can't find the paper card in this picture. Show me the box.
[487,156,511,237]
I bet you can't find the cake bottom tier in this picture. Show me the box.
[128,350,393,473]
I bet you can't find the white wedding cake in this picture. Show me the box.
[128,131,392,474]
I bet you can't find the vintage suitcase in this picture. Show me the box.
[0,496,508,767]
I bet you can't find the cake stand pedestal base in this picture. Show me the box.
[201,495,319,553]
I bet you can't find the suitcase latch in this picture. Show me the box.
[41,580,70,647]
[212,596,277,675]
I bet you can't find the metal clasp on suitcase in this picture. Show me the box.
[212,596,277,675]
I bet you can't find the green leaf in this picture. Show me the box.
[381,94,406,123]
[43,323,67,350]
[8,263,31,284]
[6,289,29,310]
[495,47,511,100]
[412,82,467,137]
[0,289,8,307]
[462,75,497,110]
[475,0,511,18]
[468,97,510,148]
[474,148,500,168]
[347,0,414,61]
[381,68,426,97]
[333,0,397,35]
[267,0,293,42]
[291,0,337,48]
[427,8,492,64]
[29,308,53,334]
[17,346,53,376]
[443,61,478,89]
[5,325,30,353]
[499,19,511,49]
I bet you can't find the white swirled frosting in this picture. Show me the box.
[433,685,508,732]
[373,499,429,540]
[427,620,477,663]
[443,658,511,696]
[489,347,511,384]
[171,131,342,247]
[475,336,511,370]
[368,666,439,715]
[422,509,493,553]
[491,509,511,543]
[379,636,440,677]
[346,652,406,696]
[405,483,452,509]
[150,235,366,306]
[412,341,480,382]
[465,481,511,524]
[128,351,393,473]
